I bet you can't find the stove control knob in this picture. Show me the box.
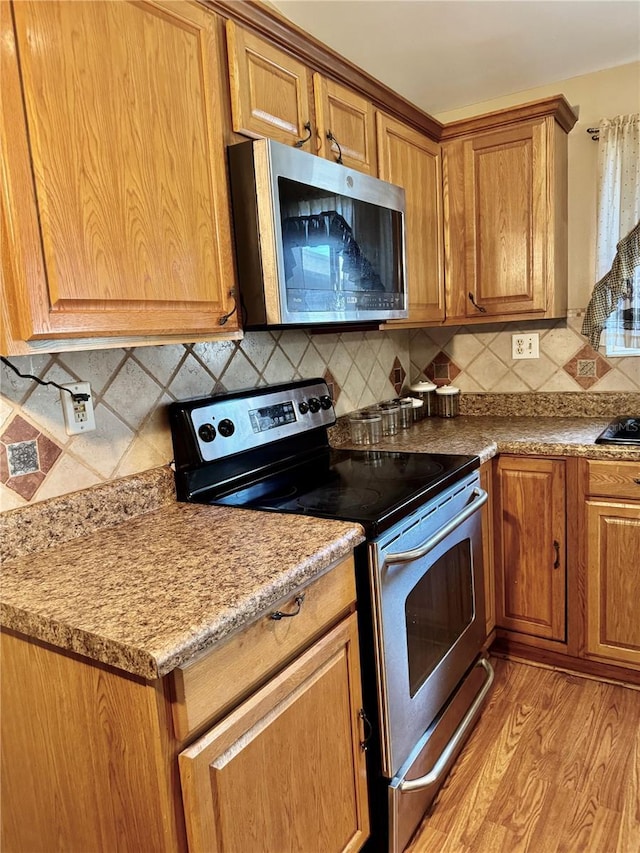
[298,400,310,415]
[198,423,216,443]
[308,397,321,414]
[319,395,333,410]
[218,418,235,438]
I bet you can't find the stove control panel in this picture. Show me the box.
[169,379,336,464]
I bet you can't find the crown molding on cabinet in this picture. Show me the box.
[202,0,444,141]
[440,95,579,139]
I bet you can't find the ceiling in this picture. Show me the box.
[269,1,640,116]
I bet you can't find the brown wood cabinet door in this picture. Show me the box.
[179,614,370,853]
[495,456,566,641]
[445,119,548,320]
[2,0,237,341]
[376,113,445,325]
[586,500,640,668]
[226,20,313,148]
[314,74,377,173]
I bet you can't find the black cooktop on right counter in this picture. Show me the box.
[595,416,640,445]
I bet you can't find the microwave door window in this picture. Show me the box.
[278,177,403,318]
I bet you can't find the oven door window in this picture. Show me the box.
[405,539,474,698]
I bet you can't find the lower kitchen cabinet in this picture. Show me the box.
[584,460,640,669]
[494,455,566,643]
[1,555,369,852]
[179,613,369,853]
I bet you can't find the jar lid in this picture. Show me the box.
[379,401,400,411]
[349,411,382,422]
[409,398,424,409]
[409,381,437,393]
[435,385,460,395]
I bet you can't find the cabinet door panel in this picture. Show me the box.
[377,113,444,325]
[3,0,236,339]
[495,457,566,641]
[226,20,312,146]
[586,501,640,667]
[464,122,546,316]
[179,614,369,853]
[314,75,377,173]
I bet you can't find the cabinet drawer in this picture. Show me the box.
[171,556,356,741]
[586,460,640,500]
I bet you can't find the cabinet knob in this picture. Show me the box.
[553,539,561,569]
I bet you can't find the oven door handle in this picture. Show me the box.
[398,657,495,793]
[384,487,488,565]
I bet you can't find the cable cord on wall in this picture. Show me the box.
[0,356,89,401]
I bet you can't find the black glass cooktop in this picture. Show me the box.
[208,448,479,537]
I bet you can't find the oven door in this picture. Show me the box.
[369,474,488,779]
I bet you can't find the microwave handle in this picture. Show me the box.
[383,487,488,566]
[398,656,495,793]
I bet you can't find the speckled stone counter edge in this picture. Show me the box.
[1,465,176,563]
[459,391,640,417]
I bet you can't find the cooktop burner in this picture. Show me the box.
[211,447,477,536]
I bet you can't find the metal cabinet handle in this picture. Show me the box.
[294,121,312,148]
[384,488,488,566]
[633,477,640,485]
[269,593,305,621]
[218,289,238,326]
[398,657,494,793]
[326,130,344,164]
[553,539,561,569]
[468,292,487,313]
[359,708,372,752]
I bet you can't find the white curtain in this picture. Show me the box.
[597,114,640,354]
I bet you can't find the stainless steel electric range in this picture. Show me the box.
[169,378,494,853]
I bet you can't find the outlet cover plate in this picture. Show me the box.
[512,333,540,359]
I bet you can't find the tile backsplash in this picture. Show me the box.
[1,314,638,509]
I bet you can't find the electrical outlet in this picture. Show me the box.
[61,382,96,435]
[511,333,540,360]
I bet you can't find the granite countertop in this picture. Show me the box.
[1,496,364,680]
[3,397,638,682]
[330,415,640,462]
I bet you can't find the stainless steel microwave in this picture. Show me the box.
[227,138,407,328]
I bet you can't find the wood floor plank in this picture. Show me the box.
[405,659,640,853]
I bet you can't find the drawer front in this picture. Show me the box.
[171,556,356,741]
[587,460,640,500]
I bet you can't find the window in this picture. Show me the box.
[595,114,640,357]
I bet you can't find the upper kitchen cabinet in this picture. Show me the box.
[377,114,445,325]
[1,0,238,354]
[226,22,377,173]
[226,21,314,148]
[313,75,377,174]
[442,97,577,324]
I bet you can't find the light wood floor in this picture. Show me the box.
[406,657,640,853]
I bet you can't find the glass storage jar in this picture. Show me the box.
[389,397,414,429]
[369,401,400,436]
[348,411,382,445]
[435,385,460,418]
[407,381,437,417]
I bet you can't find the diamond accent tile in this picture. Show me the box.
[0,414,62,500]
[389,357,406,395]
[563,344,612,389]
[424,351,461,386]
[323,369,340,406]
